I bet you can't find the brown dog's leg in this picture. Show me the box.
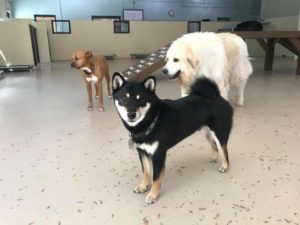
[95,84,99,99]
[105,72,112,98]
[85,81,93,111]
[96,78,104,111]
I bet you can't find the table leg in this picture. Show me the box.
[287,38,300,75]
[296,57,300,75]
[264,38,276,71]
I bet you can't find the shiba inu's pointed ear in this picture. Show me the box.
[143,76,156,92]
[112,72,126,91]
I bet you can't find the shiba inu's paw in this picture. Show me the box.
[209,157,217,163]
[98,107,104,112]
[108,95,112,99]
[95,95,100,99]
[133,184,149,193]
[145,193,159,204]
[219,165,229,173]
[87,105,93,111]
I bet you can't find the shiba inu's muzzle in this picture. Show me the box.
[127,111,137,121]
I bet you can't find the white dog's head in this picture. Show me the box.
[162,40,198,80]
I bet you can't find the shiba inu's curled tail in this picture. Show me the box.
[189,77,220,98]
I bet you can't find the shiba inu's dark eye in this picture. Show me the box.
[139,99,146,105]
[117,96,127,105]
[173,58,179,62]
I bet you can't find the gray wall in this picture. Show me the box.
[12,0,261,21]
[261,0,300,19]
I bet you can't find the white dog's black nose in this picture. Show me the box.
[127,112,136,120]
[162,68,168,75]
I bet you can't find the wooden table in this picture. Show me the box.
[232,31,300,74]
[122,31,300,80]
[122,44,169,80]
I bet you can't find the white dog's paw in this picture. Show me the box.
[235,96,244,106]
[236,101,244,107]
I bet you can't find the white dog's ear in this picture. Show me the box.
[112,72,126,91]
[143,76,156,92]
[186,47,198,69]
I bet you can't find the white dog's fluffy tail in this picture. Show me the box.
[231,36,253,83]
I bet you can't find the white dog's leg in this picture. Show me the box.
[218,84,229,100]
[236,79,246,106]
[180,85,189,97]
[232,55,253,106]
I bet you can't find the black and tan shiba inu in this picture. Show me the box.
[112,72,233,204]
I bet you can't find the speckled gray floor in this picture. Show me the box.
[0,57,299,225]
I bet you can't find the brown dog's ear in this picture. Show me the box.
[85,50,93,58]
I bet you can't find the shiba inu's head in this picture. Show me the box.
[112,73,157,127]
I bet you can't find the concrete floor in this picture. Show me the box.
[0,57,299,225]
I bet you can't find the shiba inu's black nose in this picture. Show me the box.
[127,112,136,120]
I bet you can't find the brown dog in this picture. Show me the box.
[71,49,112,111]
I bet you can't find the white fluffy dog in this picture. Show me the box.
[162,32,253,106]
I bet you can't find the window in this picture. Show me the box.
[34,14,56,22]
[91,16,120,21]
[113,21,130,33]
[123,9,144,21]
[187,21,201,33]
[217,17,230,22]
[51,20,71,34]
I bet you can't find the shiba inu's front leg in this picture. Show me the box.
[134,151,151,193]
[145,153,166,204]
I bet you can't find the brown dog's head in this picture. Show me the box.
[71,50,93,69]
